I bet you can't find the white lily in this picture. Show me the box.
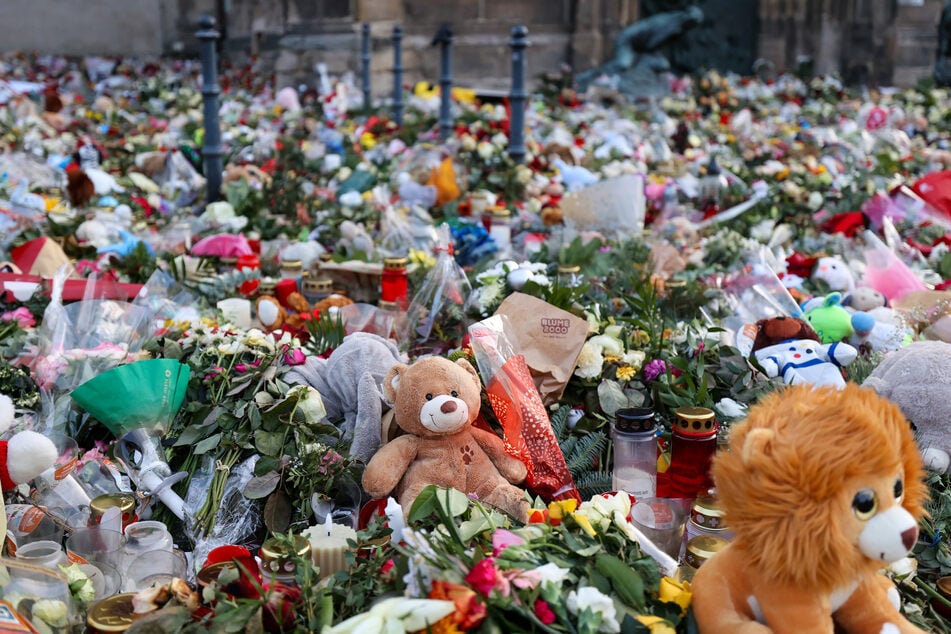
[324,598,455,634]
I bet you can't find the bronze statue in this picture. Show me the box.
[936,1,951,86]
[576,5,704,97]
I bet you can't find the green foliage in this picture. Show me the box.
[304,310,346,357]
[551,406,612,500]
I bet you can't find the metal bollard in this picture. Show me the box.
[392,25,404,125]
[197,15,223,202]
[432,24,453,142]
[361,23,371,113]
[508,25,529,163]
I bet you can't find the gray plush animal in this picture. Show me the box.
[285,332,406,463]
[863,340,951,472]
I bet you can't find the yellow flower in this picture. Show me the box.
[548,499,578,520]
[615,365,637,381]
[409,248,436,268]
[571,511,597,537]
[658,576,692,613]
[360,132,377,149]
[636,615,677,634]
[603,354,623,364]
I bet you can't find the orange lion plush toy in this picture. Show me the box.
[692,383,927,634]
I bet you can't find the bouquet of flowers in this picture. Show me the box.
[331,486,690,634]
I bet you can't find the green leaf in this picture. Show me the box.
[264,490,292,533]
[408,486,440,523]
[244,471,281,499]
[437,487,472,518]
[193,432,221,455]
[596,553,645,609]
[254,429,285,457]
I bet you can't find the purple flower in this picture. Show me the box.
[642,359,669,383]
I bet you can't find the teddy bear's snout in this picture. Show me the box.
[441,400,457,414]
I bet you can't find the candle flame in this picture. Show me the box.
[324,512,333,537]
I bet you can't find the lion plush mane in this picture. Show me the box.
[693,383,928,633]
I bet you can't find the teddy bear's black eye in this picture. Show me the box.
[852,489,877,520]
[451,390,458,398]
[788,347,796,352]
[894,478,903,500]
[425,393,433,401]
[804,348,813,354]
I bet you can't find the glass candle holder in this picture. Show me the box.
[557,264,582,288]
[667,406,718,498]
[611,408,657,500]
[381,257,409,307]
[488,207,512,257]
[259,536,311,587]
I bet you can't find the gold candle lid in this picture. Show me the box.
[319,253,333,263]
[488,206,511,217]
[258,278,277,295]
[691,495,729,530]
[197,560,238,587]
[87,593,137,632]
[281,259,303,271]
[673,406,718,437]
[304,278,333,293]
[378,300,399,311]
[260,536,311,574]
[684,535,729,569]
[557,264,580,273]
[383,257,408,270]
[90,493,135,521]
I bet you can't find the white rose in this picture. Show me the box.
[288,385,327,423]
[461,134,477,151]
[566,587,620,633]
[807,191,824,211]
[622,350,646,370]
[477,142,495,160]
[574,341,605,379]
[588,334,624,356]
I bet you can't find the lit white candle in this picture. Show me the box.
[304,515,357,580]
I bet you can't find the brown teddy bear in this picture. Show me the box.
[751,315,819,352]
[692,383,927,633]
[362,356,531,521]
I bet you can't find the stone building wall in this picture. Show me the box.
[223,0,636,94]
[756,0,944,87]
[0,0,946,89]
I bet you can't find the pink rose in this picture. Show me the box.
[1,307,35,329]
[283,348,307,366]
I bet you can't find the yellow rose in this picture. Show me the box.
[635,615,677,634]
[571,511,597,537]
[658,576,692,613]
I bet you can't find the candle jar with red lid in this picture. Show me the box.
[236,254,260,297]
[667,406,718,498]
[381,257,409,308]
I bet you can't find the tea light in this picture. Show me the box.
[304,515,357,579]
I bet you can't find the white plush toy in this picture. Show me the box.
[0,394,58,539]
[811,256,855,293]
[754,339,858,389]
